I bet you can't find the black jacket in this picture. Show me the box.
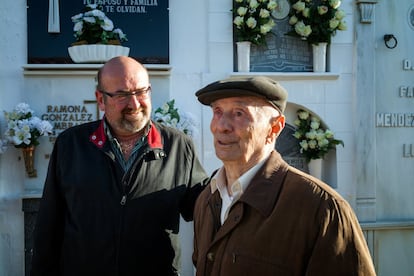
[30,120,208,276]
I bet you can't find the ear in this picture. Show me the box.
[95,90,106,112]
[266,115,285,143]
[273,115,285,136]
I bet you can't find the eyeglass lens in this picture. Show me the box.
[110,88,151,104]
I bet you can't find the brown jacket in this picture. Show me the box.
[193,151,376,276]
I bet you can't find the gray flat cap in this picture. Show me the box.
[195,76,288,113]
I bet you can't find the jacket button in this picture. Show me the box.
[207,252,215,261]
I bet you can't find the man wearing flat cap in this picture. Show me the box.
[192,76,376,276]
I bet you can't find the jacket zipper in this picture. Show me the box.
[120,194,127,205]
[116,179,128,275]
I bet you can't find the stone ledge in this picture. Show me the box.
[361,220,414,230]
[230,72,340,81]
[22,64,172,77]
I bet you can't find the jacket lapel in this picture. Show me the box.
[207,151,290,246]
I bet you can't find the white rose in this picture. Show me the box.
[259,8,270,18]
[317,5,329,15]
[73,21,83,32]
[306,130,317,140]
[250,0,259,9]
[233,16,244,27]
[246,17,257,29]
[329,0,341,9]
[335,9,346,20]
[260,20,275,34]
[300,140,309,151]
[71,13,84,22]
[292,1,306,12]
[325,129,334,139]
[101,17,114,31]
[289,15,298,25]
[310,121,320,130]
[237,6,248,16]
[267,0,278,11]
[338,21,347,30]
[298,110,309,120]
[302,7,310,18]
[329,18,340,29]
[308,139,317,149]
[83,16,96,24]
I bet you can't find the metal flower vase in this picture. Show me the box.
[22,146,37,178]
[308,158,323,179]
[312,42,327,72]
[236,41,251,72]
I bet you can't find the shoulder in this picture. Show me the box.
[55,120,100,143]
[58,120,100,136]
[194,185,213,221]
[194,169,219,211]
[154,121,189,137]
[284,165,351,210]
[153,121,196,148]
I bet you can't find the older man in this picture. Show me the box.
[192,76,376,276]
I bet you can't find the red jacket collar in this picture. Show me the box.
[89,119,163,149]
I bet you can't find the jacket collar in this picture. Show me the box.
[89,118,163,149]
[239,151,289,218]
[207,151,289,219]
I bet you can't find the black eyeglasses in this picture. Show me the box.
[99,86,151,104]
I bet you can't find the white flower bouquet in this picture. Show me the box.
[293,109,343,161]
[153,100,198,137]
[71,4,127,45]
[233,0,279,45]
[287,0,347,45]
[3,103,53,148]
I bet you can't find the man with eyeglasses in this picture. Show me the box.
[30,56,208,276]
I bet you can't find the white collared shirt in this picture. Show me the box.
[210,158,267,224]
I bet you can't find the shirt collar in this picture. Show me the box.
[104,119,151,141]
[210,157,269,198]
[90,117,162,149]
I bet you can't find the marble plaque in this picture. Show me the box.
[250,16,312,72]
[276,123,308,172]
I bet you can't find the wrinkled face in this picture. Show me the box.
[96,65,151,136]
[210,96,282,167]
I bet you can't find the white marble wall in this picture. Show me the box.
[355,1,414,275]
[0,0,28,275]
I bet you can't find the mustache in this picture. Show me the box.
[122,107,138,114]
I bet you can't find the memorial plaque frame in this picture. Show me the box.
[27,0,169,64]
[233,6,313,73]
[249,21,313,72]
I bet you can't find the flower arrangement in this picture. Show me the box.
[153,100,198,137]
[71,4,127,45]
[293,109,344,162]
[233,0,279,45]
[3,103,53,148]
[287,0,347,45]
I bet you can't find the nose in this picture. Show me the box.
[212,113,232,133]
[127,94,142,109]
